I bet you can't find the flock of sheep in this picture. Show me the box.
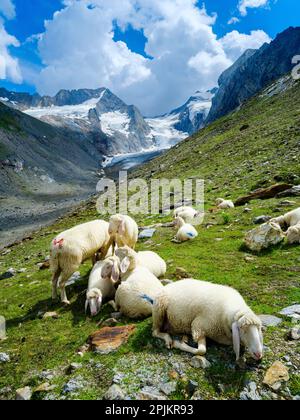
[49,201,300,363]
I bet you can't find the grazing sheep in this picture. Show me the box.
[174,206,199,223]
[50,220,110,305]
[116,246,167,279]
[114,249,164,319]
[286,223,300,244]
[271,207,300,229]
[216,198,235,209]
[103,214,139,256]
[85,256,120,316]
[173,216,198,243]
[151,279,263,361]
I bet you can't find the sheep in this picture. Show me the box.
[85,256,120,316]
[151,279,263,361]
[173,216,198,243]
[50,220,110,305]
[216,198,235,209]
[113,248,164,319]
[286,223,300,244]
[271,207,300,230]
[173,206,199,223]
[115,246,167,279]
[103,214,139,256]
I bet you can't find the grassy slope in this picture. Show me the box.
[0,79,299,400]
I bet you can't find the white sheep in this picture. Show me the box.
[173,206,199,223]
[103,214,139,256]
[151,279,263,361]
[271,207,300,229]
[50,220,110,305]
[116,246,167,279]
[286,223,300,244]
[113,248,164,319]
[173,216,198,243]
[85,256,120,316]
[216,198,235,209]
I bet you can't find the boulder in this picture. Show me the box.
[16,386,32,400]
[259,315,282,327]
[277,185,300,198]
[263,361,289,391]
[88,325,136,354]
[244,222,285,252]
[104,385,126,400]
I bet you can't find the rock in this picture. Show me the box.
[39,370,56,381]
[138,386,167,400]
[244,222,285,252]
[159,382,177,396]
[190,356,211,369]
[279,304,300,317]
[65,363,82,374]
[263,361,289,390]
[110,312,122,320]
[175,267,190,279]
[88,325,136,354]
[240,382,261,401]
[42,312,59,320]
[277,185,300,198]
[63,378,84,394]
[259,315,283,327]
[293,395,300,400]
[0,352,10,363]
[191,391,203,400]
[188,380,198,396]
[0,268,15,281]
[35,383,56,393]
[235,183,292,206]
[279,200,296,206]
[104,385,126,400]
[243,208,252,213]
[139,229,156,239]
[253,215,272,224]
[100,318,118,327]
[17,268,26,273]
[290,326,300,340]
[65,271,81,286]
[16,386,32,400]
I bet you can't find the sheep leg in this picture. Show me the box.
[191,318,207,355]
[172,340,200,354]
[153,329,173,349]
[108,300,118,311]
[58,270,74,305]
[51,269,61,300]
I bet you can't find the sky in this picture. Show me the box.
[0,0,299,116]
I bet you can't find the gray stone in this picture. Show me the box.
[16,386,32,400]
[240,382,261,401]
[259,315,282,327]
[65,271,81,286]
[190,391,203,400]
[63,378,84,394]
[253,216,271,224]
[104,384,126,400]
[290,326,300,340]
[279,304,300,317]
[139,229,156,239]
[138,386,167,400]
[159,381,177,396]
[66,362,82,374]
[0,352,10,363]
[190,356,211,369]
[244,222,285,252]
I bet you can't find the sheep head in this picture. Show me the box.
[86,288,102,317]
[174,216,185,228]
[108,214,126,236]
[232,313,263,361]
[115,246,137,274]
[286,225,300,244]
[215,198,224,206]
[101,257,120,284]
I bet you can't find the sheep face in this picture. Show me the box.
[108,215,125,236]
[215,198,224,206]
[86,289,102,317]
[233,321,263,361]
[115,247,135,274]
[101,258,120,284]
[174,217,185,228]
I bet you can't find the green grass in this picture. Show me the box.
[0,78,300,400]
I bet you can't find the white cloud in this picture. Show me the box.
[238,0,269,16]
[228,17,240,25]
[0,0,16,20]
[31,0,271,115]
[0,19,22,83]
[220,30,271,61]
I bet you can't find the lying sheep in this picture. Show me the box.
[50,220,110,305]
[173,216,198,243]
[174,206,199,223]
[85,256,120,316]
[216,198,235,209]
[103,214,139,256]
[151,279,263,361]
[116,246,167,279]
[113,248,164,319]
[271,207,300,229]
[286,223,300,244]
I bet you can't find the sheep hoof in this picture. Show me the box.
[62,300,71,306]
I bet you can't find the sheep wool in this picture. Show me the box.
[174,206,198,223]
[286,223,300,244]
[216,198,235,209]
[174,217,198,242]
[271,207,300,229]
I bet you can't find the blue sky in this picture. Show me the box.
[0,0,298,115]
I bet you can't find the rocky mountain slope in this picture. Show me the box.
[0,74,299,401]
[206,26,300,124]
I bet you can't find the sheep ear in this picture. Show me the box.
[232,322,240,361]
[120,257,130,274]
[118,220,126,235]
[111,262,119,283]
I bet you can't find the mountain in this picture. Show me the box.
[146,89,216,149]
[0,87,154,155]
[207,26,300,123]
